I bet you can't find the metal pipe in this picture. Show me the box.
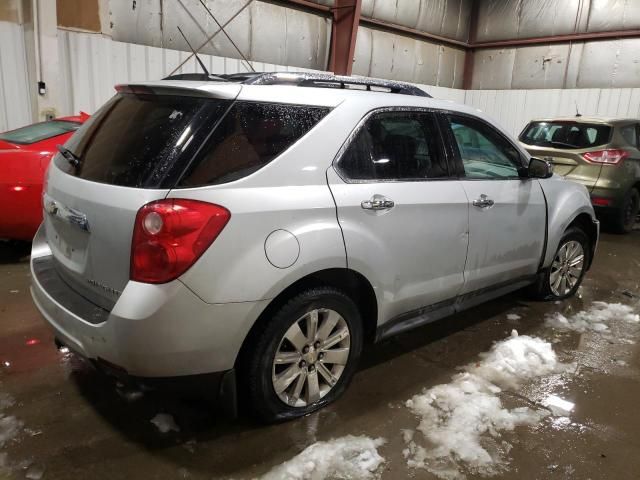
[32,0,42,85]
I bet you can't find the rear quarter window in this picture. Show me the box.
[177,102,330,187]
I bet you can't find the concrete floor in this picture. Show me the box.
[0,229,639,480]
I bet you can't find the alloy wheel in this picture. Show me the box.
[550,240,585,297]
[272,308,350,407]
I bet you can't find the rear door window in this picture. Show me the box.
[178,102,329,187]
[520,121,612,149]
[0,120,81,144]
[337,111,449,181]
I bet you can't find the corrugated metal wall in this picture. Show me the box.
[472,0,640,89]
[464,88,640,136]
[472,38,640,90]
[476,0,640,41]
[57,29,323,115]
[352,26,466,88]
[57,29,467,114]
[108,0,331,71]
[361,0,472,42]
[3,28,640,142]
[0,20,32,131]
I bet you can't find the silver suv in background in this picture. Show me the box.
[31,73,599,422]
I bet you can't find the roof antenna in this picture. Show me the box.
[197,0,256,73]
[177,26,212,77]
[575,100,582,117]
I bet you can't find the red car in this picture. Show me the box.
[0,113,89,241]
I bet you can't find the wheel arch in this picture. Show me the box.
[235,268,379,371]
[567,212,598,269]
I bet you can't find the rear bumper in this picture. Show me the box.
[30,225,269,378]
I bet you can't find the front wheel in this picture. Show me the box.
[530,227,590,301]
[245,287,363,423]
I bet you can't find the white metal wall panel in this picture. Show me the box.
[463,88,640,136]
[0,21,32,131]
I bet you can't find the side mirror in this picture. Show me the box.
[527,157,553,179]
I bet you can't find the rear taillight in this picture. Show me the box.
[131,199,230,284]
[582,149,628,165]
[591,197,612,207]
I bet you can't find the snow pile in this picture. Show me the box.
[546,301,639,333]
[506,314,521,321]
[0,391,22,450]
[259,436,385,480]
[404,331,561,479]
[150,413,180,433]
[472,333,559,389]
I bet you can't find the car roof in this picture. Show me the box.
[528,116,638,125]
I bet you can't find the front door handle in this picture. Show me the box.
[472,194,494,208]
[361,195,395,211]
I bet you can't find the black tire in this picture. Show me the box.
[611,188,639,234]
[245,287,363,423]
[529,227,591,301]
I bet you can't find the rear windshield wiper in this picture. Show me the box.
[56,145,82,168]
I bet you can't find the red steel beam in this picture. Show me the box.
[329,0,362,75]
[472,29,640,49]
[462,0,480,89]
[359,16,468,49]
[275,0,332,14]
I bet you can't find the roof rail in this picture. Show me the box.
[162,71,430,97]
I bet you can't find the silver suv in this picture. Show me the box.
[31,73,599,422]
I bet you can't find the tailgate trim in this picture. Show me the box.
[32,255,109,325]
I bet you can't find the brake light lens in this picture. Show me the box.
[131,199,230,284]
[582,149,628,165]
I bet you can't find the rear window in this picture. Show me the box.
[178,102,330,187]
[56,93,231,188]
[0,120,81,145]
[55,93,329,188]
[519,121,612,150]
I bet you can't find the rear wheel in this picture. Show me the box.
[530,227,590,301]
[611,188,639,234]
[245,287,363,423]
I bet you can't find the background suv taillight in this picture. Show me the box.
[582,149,628,165]
[131,199,230,284]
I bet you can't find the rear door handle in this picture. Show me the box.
[361,195,395,211]
[472,194,494,208]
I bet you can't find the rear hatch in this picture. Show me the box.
[519,120,612,189]
[43,83,240,310]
